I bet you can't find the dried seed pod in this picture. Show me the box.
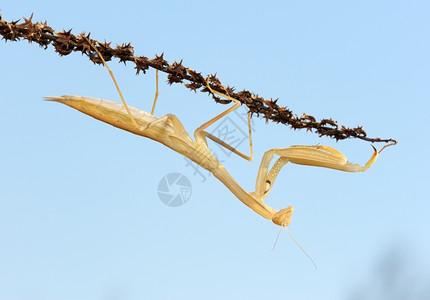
[0,13,397,145]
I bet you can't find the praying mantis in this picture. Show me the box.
[44,40,395,231]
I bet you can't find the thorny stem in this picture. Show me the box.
[0,13,397,145]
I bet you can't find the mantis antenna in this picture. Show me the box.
[272,228,283,251]
[286,229,317,269]
[272,228,318,269]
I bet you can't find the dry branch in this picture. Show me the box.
[0,13,397,144]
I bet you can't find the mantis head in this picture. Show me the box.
[271,206,317,268]
[272,206,294,227]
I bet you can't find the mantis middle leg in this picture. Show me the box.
[193,77,253,161]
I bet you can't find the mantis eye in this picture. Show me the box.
[264,180,272,194]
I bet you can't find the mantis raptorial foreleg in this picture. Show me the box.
[252,144,394,203]
[252,143,393,266]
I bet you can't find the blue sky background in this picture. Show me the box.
[1,1,429,299]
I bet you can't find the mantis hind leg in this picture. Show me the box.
[194,77,253,161]
[84,37,141,131]
[150,70,159,115]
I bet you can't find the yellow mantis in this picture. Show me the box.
[44,40,395,232]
